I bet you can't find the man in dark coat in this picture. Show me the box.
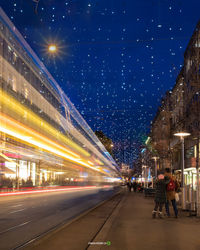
[152,173,170,218]
[164,168,179,218]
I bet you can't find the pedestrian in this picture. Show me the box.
[164,168,179,218]
[152,172,170,218]
[127,179,132,192]
[133,181,137,192]
[137,182,143,192]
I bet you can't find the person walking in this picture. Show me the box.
[152,172,170,218]
[164,168,179,218]
[133,181,137,192]
[127,179,132,192]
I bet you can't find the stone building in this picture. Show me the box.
[150,21,200,205]
[183,20,200,171]
[169,69,186,170]
[151,20,200,166]
[150,91,171,170]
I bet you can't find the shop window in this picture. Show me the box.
[186,146,195,159]
[19,160,28,181]
[5,161,16,179]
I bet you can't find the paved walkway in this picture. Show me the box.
[90,193,200,250]
[26,191,200,250]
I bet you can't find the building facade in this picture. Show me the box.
[150,20,200,206]
[150,92,171,170]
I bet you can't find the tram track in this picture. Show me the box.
[85,192,124,250]
[13,189,124,250]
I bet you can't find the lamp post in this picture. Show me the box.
[174,132,190,209]
[152,156,159,188]
[142,165,147,188]
[152,156,159,178]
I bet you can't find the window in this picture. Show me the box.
[12,75,17,91]
[195,41,200,48]
[8,72,17,91]
[186,146,195,159]
[186,59,192,72]
[25,88,28,98]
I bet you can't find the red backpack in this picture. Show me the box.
[167,178,175,191]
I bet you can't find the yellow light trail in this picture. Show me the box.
[0,91,90,157]
[95,159,104,166]
[0,113,104,173]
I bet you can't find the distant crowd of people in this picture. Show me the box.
[126,180,145,193]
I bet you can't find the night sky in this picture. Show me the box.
[1,0,200,167]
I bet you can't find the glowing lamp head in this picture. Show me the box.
[174,132,190,137]
[152,156,159,160]
[48,44,57,52]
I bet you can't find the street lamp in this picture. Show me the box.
[152,156,159,188]
[174,132,190,209]
[48,44,57,53]
[142,165,148,188]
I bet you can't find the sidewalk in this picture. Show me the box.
[26,192,200,250]
[90,192,200,250]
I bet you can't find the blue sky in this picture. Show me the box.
[1,0,200,165]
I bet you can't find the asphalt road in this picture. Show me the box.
[0,186,118,250]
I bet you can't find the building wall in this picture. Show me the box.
[150,21,200,173]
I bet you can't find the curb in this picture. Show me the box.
[87,193,126,249]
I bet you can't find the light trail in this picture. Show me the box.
[0,91,114,175]
[0,113,80,158]
[0,221,31,235]
[0,186,111,197]
[11,204,23,208]
[0,90,90,157]
[9,208,26,214]
[0,113,105,172]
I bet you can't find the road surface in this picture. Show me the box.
[0,186,117,250]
